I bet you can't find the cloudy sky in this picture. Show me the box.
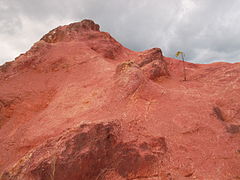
[1,0,240,65]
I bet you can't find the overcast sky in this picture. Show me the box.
[1,0,240,65]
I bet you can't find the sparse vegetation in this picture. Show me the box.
[176,51,187,81]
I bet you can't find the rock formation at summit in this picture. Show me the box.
[0,19,240,180]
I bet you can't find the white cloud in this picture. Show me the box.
[0,0,240,65]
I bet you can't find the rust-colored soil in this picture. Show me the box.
[0,20,240,180]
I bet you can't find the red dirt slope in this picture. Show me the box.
[0,19,240,180]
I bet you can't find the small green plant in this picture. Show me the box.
[176,51,187,81]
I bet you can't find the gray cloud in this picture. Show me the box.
[0,0,240,65]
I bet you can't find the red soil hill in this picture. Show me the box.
[0,19,240,180]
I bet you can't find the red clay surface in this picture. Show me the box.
[0,20,240,180]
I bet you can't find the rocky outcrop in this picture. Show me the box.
[41,19,100,43]
[1,122,167,180]
[136,48,169,80]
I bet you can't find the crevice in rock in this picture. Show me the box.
[213,106,225,121]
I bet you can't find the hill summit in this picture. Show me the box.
[0,19,240,180]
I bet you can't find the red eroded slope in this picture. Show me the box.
[0,20,240,180]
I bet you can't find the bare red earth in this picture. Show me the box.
[0,20,240,180]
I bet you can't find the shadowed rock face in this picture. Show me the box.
[1,122,167,180]
[0,19,240,179]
